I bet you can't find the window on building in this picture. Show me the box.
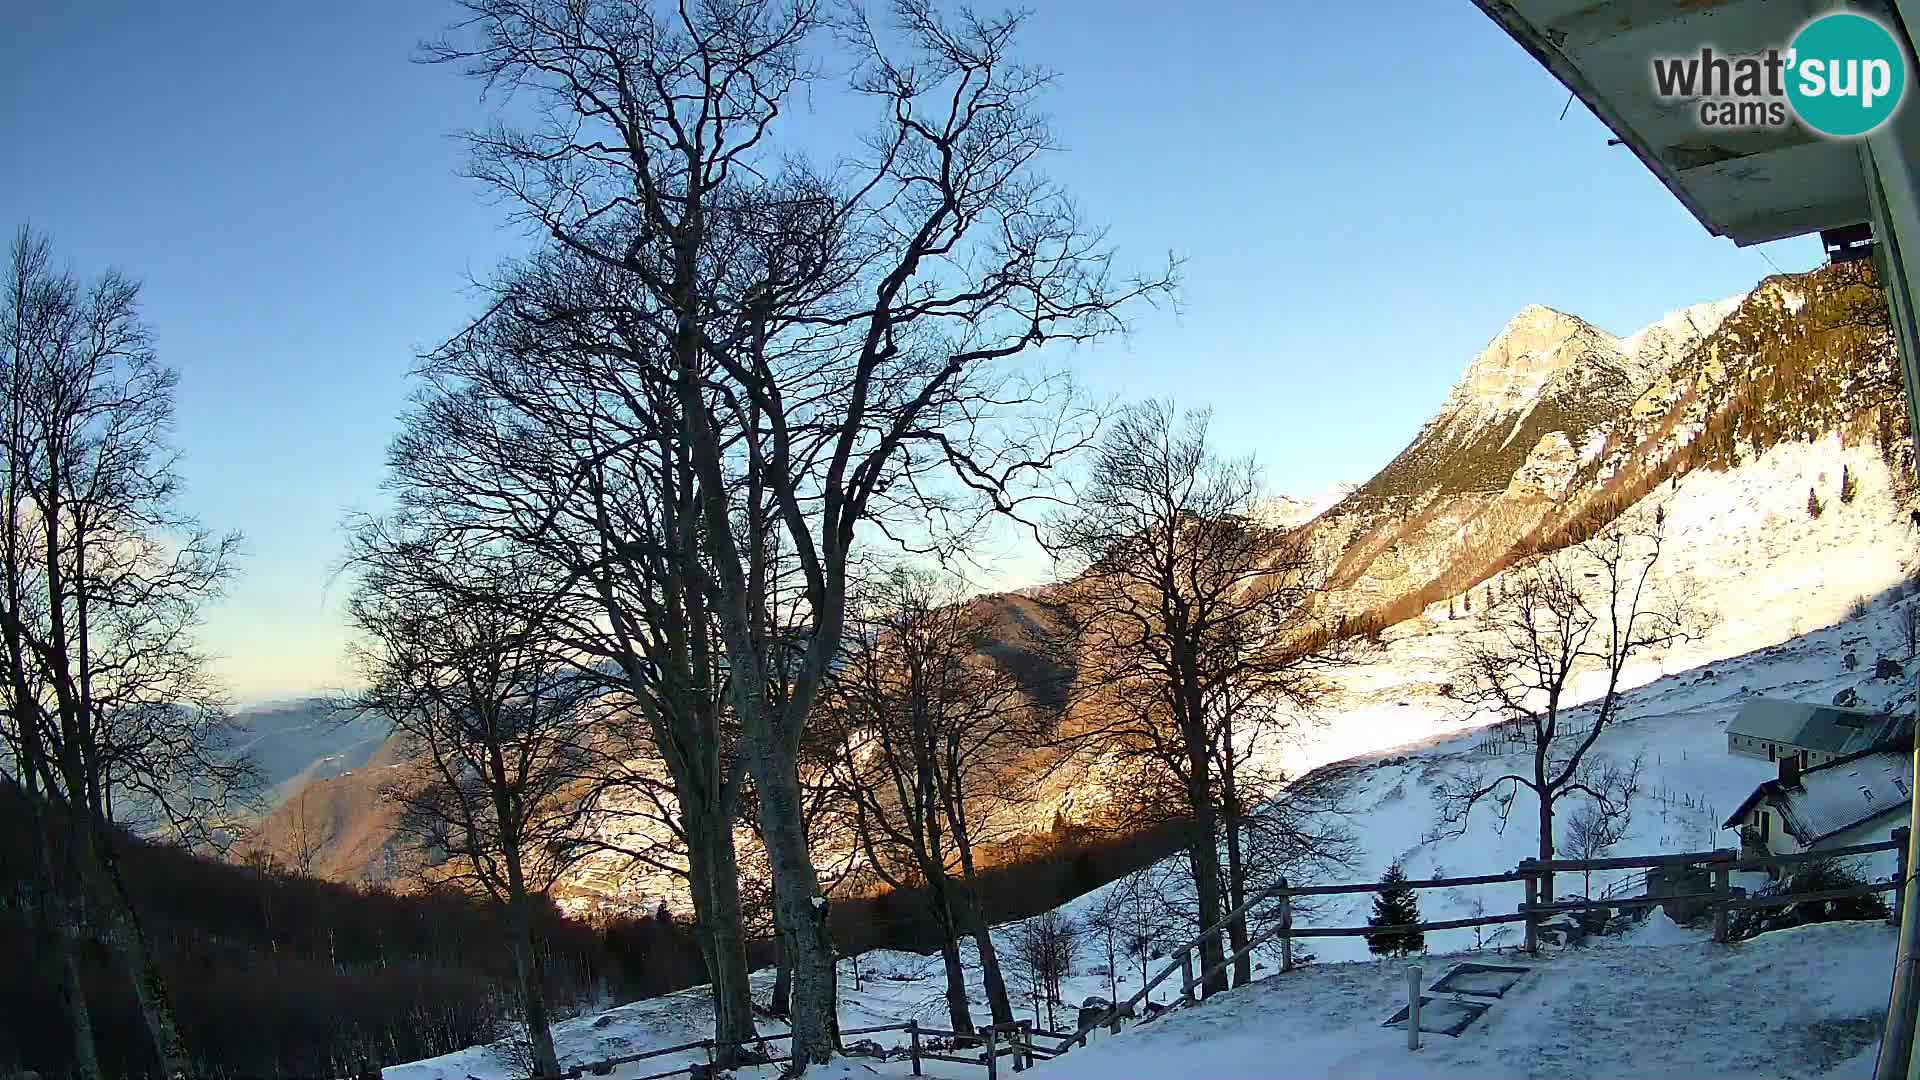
[1760,811,1770,841]
[1767,743,1776,762]
[1864,786,1877,806]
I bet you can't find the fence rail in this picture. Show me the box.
[1069,830,1907,1049]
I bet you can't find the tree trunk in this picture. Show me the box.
[685,807,758,1065]
[921,808,974,1036]
[1182,736,1229,997]
[492,763,559,1080]
[1184,825,1230,998]
[935,914,975,1036]
[952,868,1013,1024]
[13,713,100,1080]
[1173,647,1229,998]
[508,896,562,1079]
[55,930,100,1080]
[747,749,837,1066]
[922,863,975,1034]
[1222,809,1251,988]
[34,816,100,1080]
[1537,792,1556,905]
[672,345,835,1065]
[89,822,192,1079]
[1534,740,1556,904]
[771,939,792,1017]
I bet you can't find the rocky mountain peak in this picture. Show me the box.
[1254,483,1358,530]
[1614,294,1744,384]
[1445,294,1745,423]
[1448,305,1613,418]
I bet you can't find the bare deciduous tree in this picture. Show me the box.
[1433,507,1696,900]
[283,788,338,878]
[1562,790,1636,898]
[1052,401,1341,996]
[0,226,248,1080]
[386,239,766,1061]
[421,2,1171,1065]
[1012,909,1079,1030]
[345,540,597,1080]
[823,566,1048,1031]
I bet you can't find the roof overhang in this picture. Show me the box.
[1471,0,1888,246]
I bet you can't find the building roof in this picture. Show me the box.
[1724,747,1914,844]
[1469,0,1872,246]
[1726,698,1896,756]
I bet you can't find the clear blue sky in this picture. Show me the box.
[0,2,1823,701]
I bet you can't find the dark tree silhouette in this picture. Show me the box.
[1,226,248,1080]
[418,1,1173,1064]
[1051,401,1346,995]
[343,541,596,1080]
[1433,507,1695,901]
[1367,862,1424,958]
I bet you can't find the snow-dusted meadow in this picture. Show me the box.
[393,434,1920,1078]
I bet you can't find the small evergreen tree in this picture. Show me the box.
[1367,862,1425,957]
[1808,487,1824,519]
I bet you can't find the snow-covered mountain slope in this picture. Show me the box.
[1014,431,1900,967]
[1308,262,1901,622]
[273,264,1912,910]
[390,415,1920,1080]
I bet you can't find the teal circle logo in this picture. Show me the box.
[1786,12,1907,137]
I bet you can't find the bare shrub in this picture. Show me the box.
[1013,911,1080,1029]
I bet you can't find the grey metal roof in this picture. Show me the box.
[1774,749,1913,844]
[1726,698,1894,755]
[1469,0,1871,246]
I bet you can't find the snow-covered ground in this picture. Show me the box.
[389,920,1897,1080]
[393,433,1919,1079]
[1041,921,1893,1080]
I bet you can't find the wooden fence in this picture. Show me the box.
[456,830,1911,1080]
[1067,827,1911,1047]
[486,1017,1069,1080]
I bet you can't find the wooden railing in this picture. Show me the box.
[490,1018,1064,1080]
[1069,830,1910,1048]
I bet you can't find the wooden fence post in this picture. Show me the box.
[1180,948,1196,1005]
[908,1020,921,1077]
[1712,848,1733,944]
[985,1024,998,1080]
[1406,963,1423,1051]
[1519,858,1539,955]
[1022,1021,1035,1069]
[1895,827,1911,928]
[1279,877,1294,973]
